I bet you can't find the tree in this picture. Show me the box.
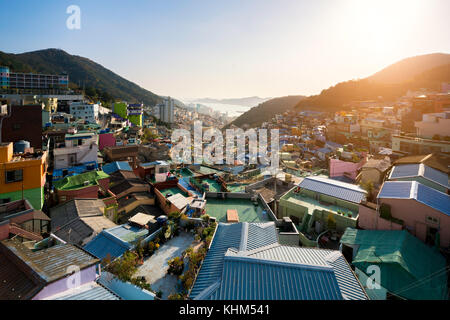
[360,180,375,202]
[168,256,184,275]
[168,293,185,300]
[105,251,137,282]
[327,213,336,230]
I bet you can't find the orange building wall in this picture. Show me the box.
[0,154,47,193]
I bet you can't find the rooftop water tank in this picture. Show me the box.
[14,140,30,153]
[157,215,168,225]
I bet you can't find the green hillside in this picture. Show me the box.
[0,48,161,106]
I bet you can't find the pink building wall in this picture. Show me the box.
[378,199,450,247]
[358,204,403,231]
[99,133,116,151]
[329,158,366,181]
[32,265,97,300]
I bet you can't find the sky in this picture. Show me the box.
[1,0,449,100]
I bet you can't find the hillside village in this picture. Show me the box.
[0,58,449,301]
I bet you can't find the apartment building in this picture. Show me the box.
[53,132,98,170]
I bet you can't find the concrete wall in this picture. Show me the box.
[53,144,98,170]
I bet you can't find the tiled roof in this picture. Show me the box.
[50,199,115,245]
[378,181,450,216]
[389,164,449,188]
[298,176,367,204]
[190,222,278,299]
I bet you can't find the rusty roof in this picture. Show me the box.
[1,239,99,284]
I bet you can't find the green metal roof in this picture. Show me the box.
[341,228,448,300]
[54,170,109,190]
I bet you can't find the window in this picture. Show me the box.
[426,216,439,224]
[5,169,23,183]
[13,123,21,130]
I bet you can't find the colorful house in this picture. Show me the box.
[0,142,47,210]
[53,132,98,170]
[278,176,367,239]
[112,102,143,127]
[0,238,101,300]
[329,158,366,182]
[373,181,450,248]
[53,170,110,203]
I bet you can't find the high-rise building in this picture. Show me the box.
[159,97,174,123]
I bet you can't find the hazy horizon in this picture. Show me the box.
[1,0,450,99]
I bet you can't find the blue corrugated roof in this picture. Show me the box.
[102,161,132,174]
[423,165,449,188]
[215,255,342,300]
[98,272,155,300]
[378,181,450,216]
[190,222,278,299]
[202,244,367,300]
[298,176,367,204]
[83,229,132,260]
[389,164,449,188]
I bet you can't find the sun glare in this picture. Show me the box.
[340,0,426,53]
